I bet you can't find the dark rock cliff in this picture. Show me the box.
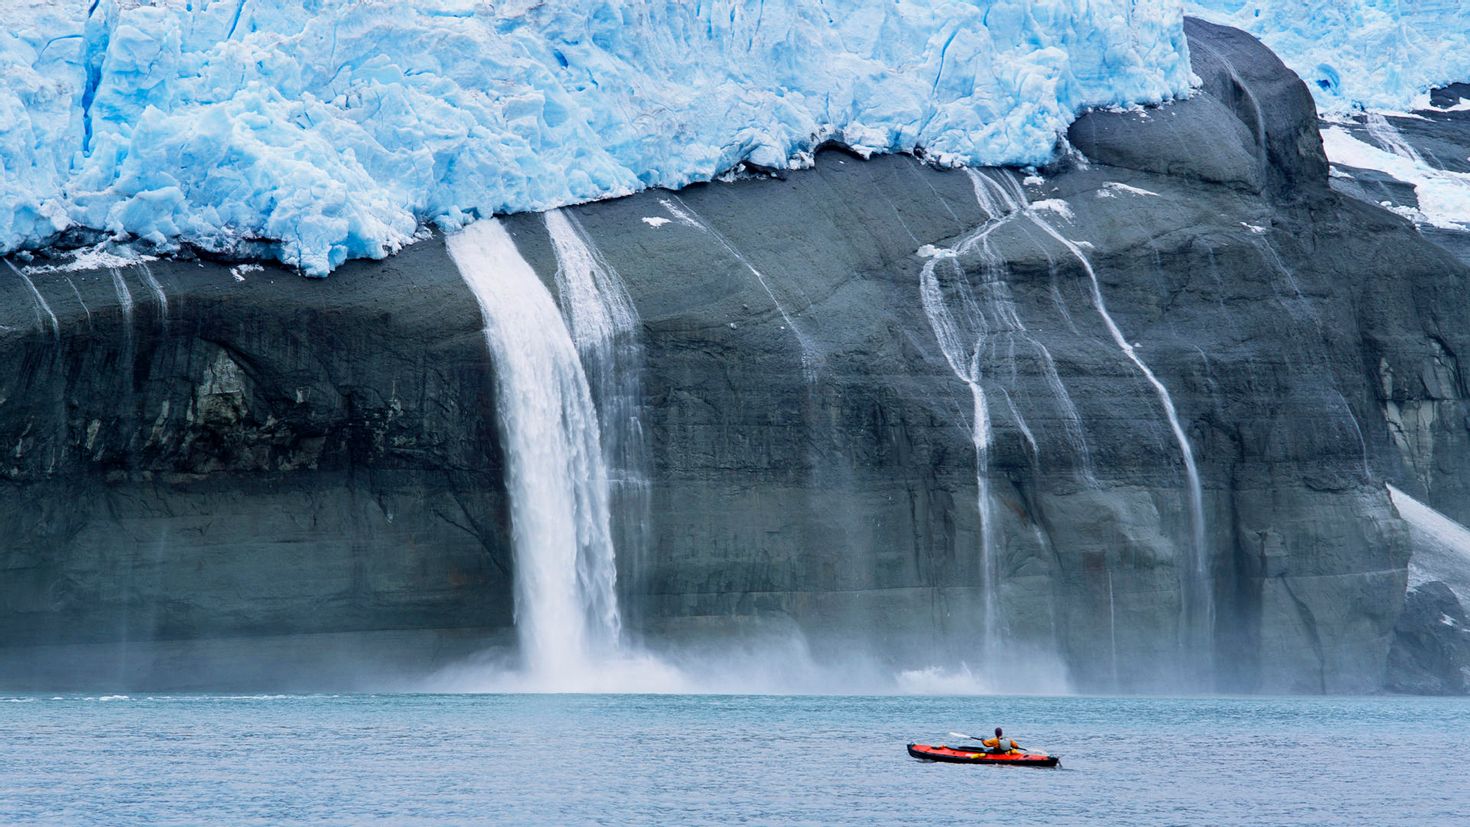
[0,247,514,687]
[3,19,1469,692]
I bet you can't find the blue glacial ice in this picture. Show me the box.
[1186,0,1470,113]
[0,0,1193,275]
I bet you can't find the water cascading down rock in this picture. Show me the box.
[542,209,653,605]
[1023,209,1214,677]
[918,167,1214,680]
[0,18,1459,694]
[446,219,622,683]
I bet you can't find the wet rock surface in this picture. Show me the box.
[1388,582,1470,695]
[0,245,514,687]
[3,19,1470,692]
[1324,86,1470,584]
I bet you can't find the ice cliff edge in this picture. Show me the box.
[1,0,1192,275]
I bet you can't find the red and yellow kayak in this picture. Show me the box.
[907,743,1060,768]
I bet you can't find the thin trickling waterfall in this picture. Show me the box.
[445,219,621,682]
[918,169,1097,659]
[1365,112,1425,163]
[1250,236,1372,485]
[6,261,58,337]
[659,195,820,374]
[543,208,652,605]
[1107,565,1120,690]
[964,171,1095,479]
[1000,388,1038,458]
[922,166,1213,676]
[1190,36,1268,158]
[917,169,1035,659]
[109,268,135,351]
[62,277,91,327]
[1335,390,1372,480]
[138,262,168,324]
[110,268,134,321]
[920,228,1005,658]
[1025,209,1213,672]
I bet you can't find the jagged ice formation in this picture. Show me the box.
[1186,0,1470,112]
[0,0,1193,275]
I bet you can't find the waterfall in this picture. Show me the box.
[5,261,58,337]
[920,242,1002,658]
[445,219,621,682]
[916,169,1036,658]
[1364,112,1425,163]
[110,268,134,322]
[137,262,168,324]
[1190,36,1268,157]
[543,208,652,606]
[1107,565,1119,690]
[659,195,819,374]
[1335,390,1372,480]
[918,169,1105,659]
[1025,211,1213,673]
[920,166,1212,678]
[963,171,1094,479]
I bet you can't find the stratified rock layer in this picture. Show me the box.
[2,19,1468,692]
[0,246,514,688]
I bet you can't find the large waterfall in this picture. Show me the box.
[446,219,622,683]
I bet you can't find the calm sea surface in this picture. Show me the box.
[2,693,1466,825]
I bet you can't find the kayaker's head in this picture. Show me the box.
[994,727,1003,738]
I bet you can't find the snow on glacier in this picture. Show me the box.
[1321,120,1470,231]
[1186,0,1470,113]
[1,0,1193,276]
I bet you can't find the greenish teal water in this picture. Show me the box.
[2,694,1466,825]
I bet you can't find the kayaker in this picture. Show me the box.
[980,727,1019,755]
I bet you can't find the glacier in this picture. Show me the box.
[1186,1,1470,112]
[1,0,1193,276]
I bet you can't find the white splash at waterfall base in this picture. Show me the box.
[437,215,1071,694]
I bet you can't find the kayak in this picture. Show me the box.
[907,743,1060,768]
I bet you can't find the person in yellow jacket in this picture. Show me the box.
[980,727,1020,755]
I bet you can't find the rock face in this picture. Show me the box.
[1321,74,1470,686]
[1326,101,1470,527]
[3,19,1469,692]
[0,247,515,688]
[1387,582,1470,695]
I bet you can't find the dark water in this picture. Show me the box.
[3,693,1467,825]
